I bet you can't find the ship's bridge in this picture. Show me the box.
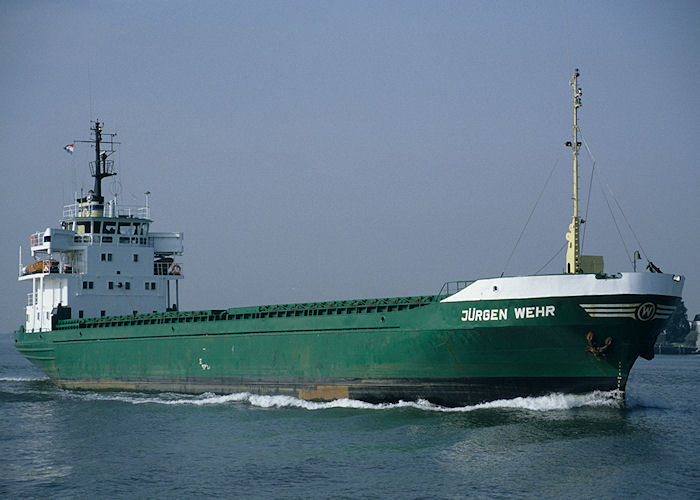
[20,201,185,331]
[19,120,186,332]
[23,200,184,282]
[27,199,183,257]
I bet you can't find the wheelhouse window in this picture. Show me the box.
[118,223,135,235]
[76,221,91,234]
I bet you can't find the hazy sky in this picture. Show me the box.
[1,1,698,333]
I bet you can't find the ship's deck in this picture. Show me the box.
[49,295,442,331]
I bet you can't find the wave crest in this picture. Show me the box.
[60,389,623,411]
[0,376,50,382]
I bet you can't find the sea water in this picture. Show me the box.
[1,333,698,499]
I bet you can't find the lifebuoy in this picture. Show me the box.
[43,261,50,273]
[171,264,182,275]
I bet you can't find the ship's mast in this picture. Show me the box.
[90,121,116,203]
[75,121,118,206]
[565,69,582,274]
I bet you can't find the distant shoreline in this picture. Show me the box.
[655,344,699,355]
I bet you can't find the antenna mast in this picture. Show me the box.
[73,121,120,217]
[565,69,582,274]
[90,121,117,203]
[75,121,119,203]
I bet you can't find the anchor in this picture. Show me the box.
[585,331,612,356]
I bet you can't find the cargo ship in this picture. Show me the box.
[14,71,684,406]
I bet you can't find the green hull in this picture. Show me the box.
[17,79,681,406]
[14,292,677,406]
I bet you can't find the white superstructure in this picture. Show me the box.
[18,121,183,332]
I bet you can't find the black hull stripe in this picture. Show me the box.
[55,376,622,407]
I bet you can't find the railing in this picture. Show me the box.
[63,202,150,219]
[52,296,440,331]
[105,203,150,219]
[154,262,183,276]
[437,280,474,298]
[29,232,46,247]
[21,261,82,277]
[258,295,437,314]
[63,204,80,218]
[63,203,108,218]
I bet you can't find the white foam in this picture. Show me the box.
[0,376,50,382]
[59,390,623,411]
[65,391,250,406]
[460,390,624,412]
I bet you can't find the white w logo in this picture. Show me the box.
[636,302,656,321]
